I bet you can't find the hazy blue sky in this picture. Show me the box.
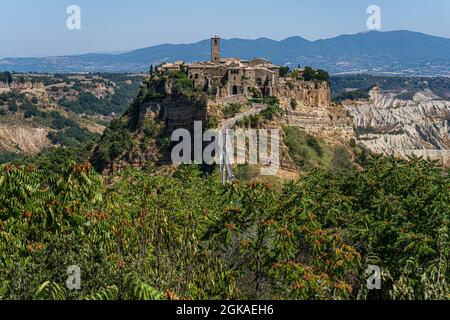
[1,0,449,57]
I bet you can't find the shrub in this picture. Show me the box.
[91,119,133,171]
[223,103,243,119]
[279,66,290,77]
[302,66,330,83]
[284,126,335,171]
[290,98,298,110]
[0,157,448,300]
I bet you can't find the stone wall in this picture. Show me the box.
[140,95,208,132]
[273,80,330,109]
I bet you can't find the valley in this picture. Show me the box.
[1,63,448,301]
[2,70,449,172]
[0,72,144,162]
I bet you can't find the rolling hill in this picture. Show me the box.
[1,30,450,76]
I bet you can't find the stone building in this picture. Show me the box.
[211,36,221,63]
[159,36,281,98]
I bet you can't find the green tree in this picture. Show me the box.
[279,66,290,77]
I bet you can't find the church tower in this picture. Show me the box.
[211,36,221,63]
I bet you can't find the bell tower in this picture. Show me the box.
[211,36,221,63]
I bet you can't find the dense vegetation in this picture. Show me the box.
[279,66,330,83]
[233,91,284,129]
[0,73,143,163]
[283,126,353,172]
[0,156,448,300]
[0,72,13,84]
[332,88,372,104]
[301,67,330,83]
[0,91,99,154]
[0,152,24,164]
[91,118,134,172]
[57,74,142,116]
[0,73,142,119]
[223,103,244,119]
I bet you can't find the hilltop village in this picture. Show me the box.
[160,37,283,98]
[91,37,356,175]
[146,36,333,132]
[157,36,330,106]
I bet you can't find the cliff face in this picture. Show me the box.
[345,87,450,166]
[139,95,208,132]
[273,80,331,109]
[0,125,52,154]
[0,81,45,93]
[276,81,354,147]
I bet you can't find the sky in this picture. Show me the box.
[1,0,449,57]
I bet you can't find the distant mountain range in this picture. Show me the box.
[1,30,450,76]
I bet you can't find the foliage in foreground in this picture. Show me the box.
[0,157,448,300]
